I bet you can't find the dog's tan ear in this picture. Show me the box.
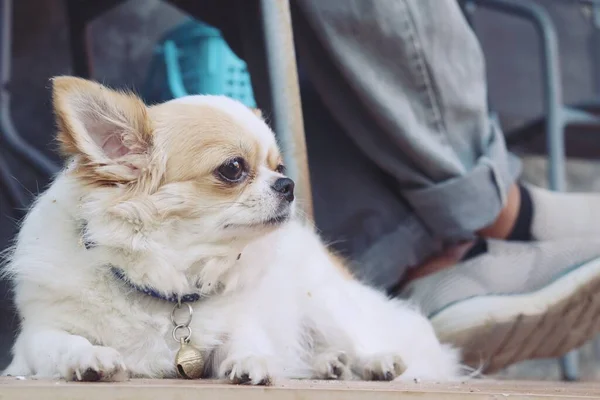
[52,76,153,183]
[250,108,262,119]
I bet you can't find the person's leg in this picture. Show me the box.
[300,79,443,289]
[293,0,600,246]
[292,0,519,243]
[290,0,600,372]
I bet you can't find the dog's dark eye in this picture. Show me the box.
[217,157,247,182]
[275,164,286,174]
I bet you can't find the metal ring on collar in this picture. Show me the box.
[171,302,193,327]
[172,324,192,343]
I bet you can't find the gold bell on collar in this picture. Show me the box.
[175,340,204,379]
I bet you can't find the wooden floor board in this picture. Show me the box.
[1,378,599,400]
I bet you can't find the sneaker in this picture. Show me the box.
[398,238,600,373]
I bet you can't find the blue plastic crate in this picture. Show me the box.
[142,19,256,107]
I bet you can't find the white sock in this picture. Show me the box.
[528,184,600,240]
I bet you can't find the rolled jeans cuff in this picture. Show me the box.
[402,124,522,240]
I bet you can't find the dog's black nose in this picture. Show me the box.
[271,178,295,202]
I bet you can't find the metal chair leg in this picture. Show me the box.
[0,0,59,177]
[475,0,565,191]
[259,0,313,221]
[559,351,580,381]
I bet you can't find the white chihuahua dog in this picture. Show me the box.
[2,77,461,384]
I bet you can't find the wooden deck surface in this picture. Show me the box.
[1,378,600,400]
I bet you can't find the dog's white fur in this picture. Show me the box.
[2,77,461,384]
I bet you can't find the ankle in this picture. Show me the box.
[478,183,521,240]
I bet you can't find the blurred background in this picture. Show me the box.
[3,0,600,380]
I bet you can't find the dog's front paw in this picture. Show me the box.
[64,345,128,382]
[219,356,272,385]
[312,351,352,380]
[357,353,406,381]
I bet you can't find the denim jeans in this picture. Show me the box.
[201,0,521,289]
[289,0,521,288]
